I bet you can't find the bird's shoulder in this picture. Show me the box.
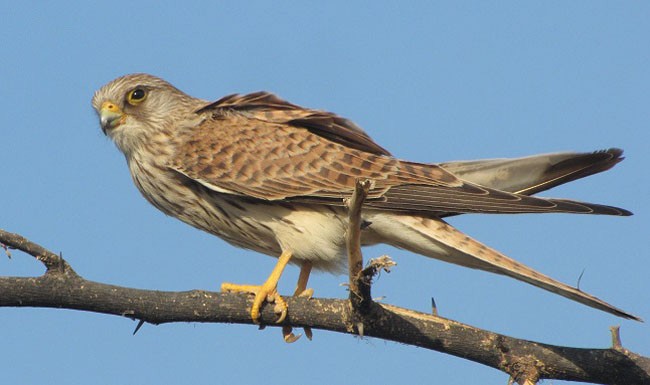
[193,91,391,156]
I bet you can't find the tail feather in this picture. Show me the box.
[439,148,624,196]
[374,214,641,321]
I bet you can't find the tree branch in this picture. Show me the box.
[1,227,648,385]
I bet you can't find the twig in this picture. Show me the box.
[1,242,11,259]
[345,179,371,313]
[610,326,623,350]
[0,229,75,276]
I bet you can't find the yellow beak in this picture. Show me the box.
[99,101,125,134]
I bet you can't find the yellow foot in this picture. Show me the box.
[221,282,288,323]
[221,250,292,324]
[282,262,315,343]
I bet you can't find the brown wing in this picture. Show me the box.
[195,91,391,156]
[169,98,631,216]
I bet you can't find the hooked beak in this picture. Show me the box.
[99,101,125,134]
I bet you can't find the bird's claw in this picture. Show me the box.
[297,288,314,299]
[271,293,288,323]
[282,326,301,343]
[220,282,283,323]
[282,325,312,343]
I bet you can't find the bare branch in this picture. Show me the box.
[1,228,649,385]
[345,179,372,315]
[346,181,369,289]
[0,229,74,275]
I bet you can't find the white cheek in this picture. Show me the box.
[109,121,146,156]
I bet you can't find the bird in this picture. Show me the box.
[92,73,640,327]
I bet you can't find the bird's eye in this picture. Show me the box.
[127,88,147,105]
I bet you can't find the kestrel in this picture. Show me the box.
[93,73,639,325]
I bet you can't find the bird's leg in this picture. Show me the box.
[283,261,314,343]
[221,250,292,324]
[294,261,314,298]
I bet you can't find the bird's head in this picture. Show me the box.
[92,73,205,156]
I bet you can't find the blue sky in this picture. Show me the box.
[1,2,648,384]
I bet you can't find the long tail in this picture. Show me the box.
[438,148,624,196]
[372,213,641,321]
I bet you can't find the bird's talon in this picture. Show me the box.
[298,288,314,299]
[273,297,288,323]
[282,326,301,343]
[220,251,294,324]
